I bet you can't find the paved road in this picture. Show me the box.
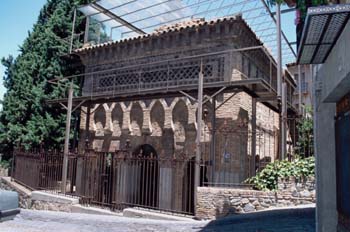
[0,207,315,232]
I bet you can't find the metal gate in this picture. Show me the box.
[76,151,196,215]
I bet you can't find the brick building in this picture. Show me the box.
[66,15,296,214]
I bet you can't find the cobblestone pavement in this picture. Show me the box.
[0,207,315,232]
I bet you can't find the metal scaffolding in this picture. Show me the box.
[74,0,296,65]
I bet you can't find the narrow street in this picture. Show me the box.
[0,207,315,232]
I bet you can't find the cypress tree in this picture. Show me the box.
[0,0,89,157]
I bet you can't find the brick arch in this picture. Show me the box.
[172,99,188,145]
[130,102,143,136]
[150,100,165,136]
[111,103,123,137]
[94,104,106,136]
[172,99,189,124]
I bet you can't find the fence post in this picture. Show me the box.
[61,82,74,194]
[11,151,15,181]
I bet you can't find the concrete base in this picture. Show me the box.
[1,177,31,197]
[123,208,195,221]
[31,191,79,204]
[71,205,122,216]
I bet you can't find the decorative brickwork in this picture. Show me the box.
[80,92,279,184]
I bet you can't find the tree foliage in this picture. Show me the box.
[296,107,314,158]
[0,0,90,157]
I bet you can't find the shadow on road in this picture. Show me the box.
[199,207,316,232]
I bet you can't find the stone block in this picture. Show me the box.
[243,203,255,212]
[241,198,249,204]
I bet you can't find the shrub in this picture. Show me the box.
[0,160,11,169]
[246,156,315,191]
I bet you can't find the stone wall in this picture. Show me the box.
[0,167,8,177]
[196,177,316,220]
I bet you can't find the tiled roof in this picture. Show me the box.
[153,18,205,34]
[74,15,264,53]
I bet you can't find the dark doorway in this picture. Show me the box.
[133,144,159,208]
[183,157,208,214]
[335,111,350,221]
[133,144,158,158]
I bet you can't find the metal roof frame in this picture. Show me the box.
[297,4,350,64]
[76,0,297,66]
[89,2,146,35]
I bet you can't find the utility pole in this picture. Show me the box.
[194,63,204,215]
[61,82,73,194]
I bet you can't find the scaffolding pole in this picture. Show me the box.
[281,82,287,160]
[251,97,257,176]
[69,8,77,54]
[194,64,204,215]
[276,2,286,160]
[298,65,302,115]
[276,3,283,98]
[84,16,90,44]
[210,96,216,182]
[61,82,73,194]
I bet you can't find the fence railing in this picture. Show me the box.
[12,150,77,194]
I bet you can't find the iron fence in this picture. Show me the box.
[12,150,197,215]
[12,149,76,195]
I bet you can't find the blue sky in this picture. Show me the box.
[0,1,297,102]
[0,0,46,100]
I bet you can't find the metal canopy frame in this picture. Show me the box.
[89,2,146,35]
[297,4,350,64]
[76,0,297,65]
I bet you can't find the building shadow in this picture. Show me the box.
[199,207,316,232]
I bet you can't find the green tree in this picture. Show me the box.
[0,0,89,158]
[296,107,314,157]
